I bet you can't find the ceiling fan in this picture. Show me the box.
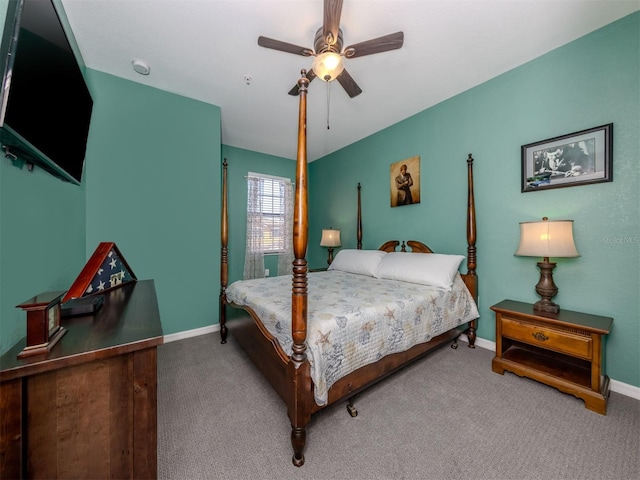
[257,0,404,98]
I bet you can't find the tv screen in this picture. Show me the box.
[0,0,93,184]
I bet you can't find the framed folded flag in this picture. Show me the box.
[62,242,137,303]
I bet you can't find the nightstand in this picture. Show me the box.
[491,299,613,415]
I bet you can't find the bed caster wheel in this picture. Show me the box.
[346,396,358,417]
[451,342,458,349]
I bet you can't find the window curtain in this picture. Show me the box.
[243,176,265,279]
[277,180,294,276]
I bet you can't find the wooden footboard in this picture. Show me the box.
[219,71,478,467]
[227,311,292,404]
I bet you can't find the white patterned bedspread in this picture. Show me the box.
[225,270,479,406]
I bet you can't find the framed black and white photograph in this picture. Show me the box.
[521,123,612,192]
[390,155,421,207]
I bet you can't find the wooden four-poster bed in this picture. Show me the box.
[219,71,479,466]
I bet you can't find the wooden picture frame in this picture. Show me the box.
[390,155,420,207]
[521,124,613,192]
[62,242,137,303]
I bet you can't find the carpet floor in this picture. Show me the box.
[157,333,639,480]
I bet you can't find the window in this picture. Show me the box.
[247,174,288,253]
[244,173,294,279]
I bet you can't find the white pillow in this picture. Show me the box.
[327,249,387,277]
[374,252,465,290]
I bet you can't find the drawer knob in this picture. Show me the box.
[532,331,549,342]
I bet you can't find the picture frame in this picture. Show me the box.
[390,155,420,207]
[521,123,612,192]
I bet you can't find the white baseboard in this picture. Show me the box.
[458,334,640,401]
[164,328,640,401]
[609,379,640,400]
[163,324,220,344]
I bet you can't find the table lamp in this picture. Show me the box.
[515,217,579,314]
[320,228,341,265]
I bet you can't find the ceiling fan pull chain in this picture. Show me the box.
[326,80,331,130]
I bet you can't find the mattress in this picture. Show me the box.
[226,270,479,405]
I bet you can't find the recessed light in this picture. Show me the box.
[132,59,151,75]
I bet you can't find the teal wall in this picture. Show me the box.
[0,143,86,353]
[84,71,221,336]
[1,69,221,351]
[308,12,640,387]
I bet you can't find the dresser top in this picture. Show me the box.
[1,280,163,382]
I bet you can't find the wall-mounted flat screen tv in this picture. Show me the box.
[0,0,93,185]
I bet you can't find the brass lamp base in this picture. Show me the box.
[533,258,560,314]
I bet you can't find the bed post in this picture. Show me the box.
[220,158,229,344]
[289,70,312,467]
[466,153,477,348]
[357,183,362,249]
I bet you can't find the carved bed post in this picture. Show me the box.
[289,70,312,467]
[466,153,477,348]
[357,183,362,249]
[220,158,229,344]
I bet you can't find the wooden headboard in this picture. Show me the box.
[378,240,434,253]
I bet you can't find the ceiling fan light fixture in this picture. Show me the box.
[258,1,403,97]
[312,51,344,82]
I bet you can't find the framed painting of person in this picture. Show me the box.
[390,155,420,207]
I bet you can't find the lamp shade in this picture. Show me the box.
[320,229,341,247]
[312,52,344,81]
[515,219,579,258]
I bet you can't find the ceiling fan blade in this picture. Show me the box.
[288,69,317,96]
[336,69,362,98]
[258,36,314,56]
[343,31,404,58]
[322,0,343,46]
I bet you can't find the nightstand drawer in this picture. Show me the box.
[501,316,592,359]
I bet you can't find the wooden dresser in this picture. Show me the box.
[491,299,612,414]
[0,280,163,479]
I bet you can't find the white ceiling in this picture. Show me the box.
[58,0,639,162]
